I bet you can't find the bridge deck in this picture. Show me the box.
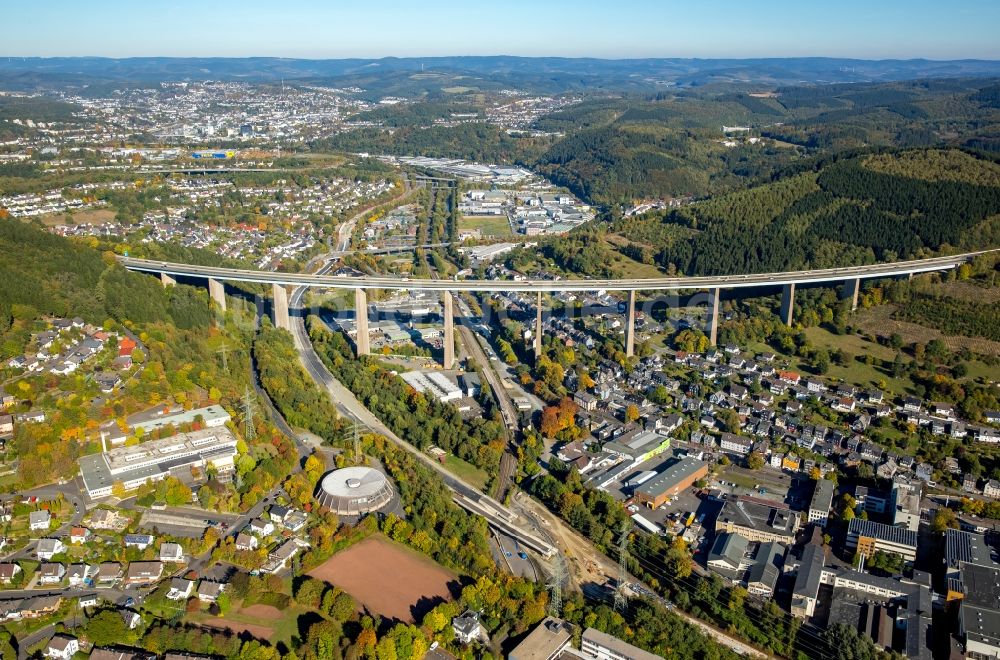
[120,249,994,292]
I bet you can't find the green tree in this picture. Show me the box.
[86,609,133,647]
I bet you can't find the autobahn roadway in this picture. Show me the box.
[287,265,556,557]
[120,249,996,293]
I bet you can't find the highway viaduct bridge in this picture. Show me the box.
[121,250,993,369]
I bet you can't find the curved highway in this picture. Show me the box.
[119,249,995,292]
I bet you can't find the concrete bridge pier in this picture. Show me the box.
[355,288,370,356]
[842,277,861,311]
[272,284,290,331]
[443,290,455,370]
[780,283,796,326]
[625,290,637,358]
[708,287,721,346]
[208,278,226,312]
[161,273,176,287]
[535,290,543,362]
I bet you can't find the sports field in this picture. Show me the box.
[308,535,457,622]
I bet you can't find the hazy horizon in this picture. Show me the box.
[4,0,1000,60]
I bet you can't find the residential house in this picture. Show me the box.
[984,480,1000,499]
[234,533,258,551]
[0,563,22,584]
[124,562,163,586]
[29,510,51,531]
[452,610,488,645]
[249,518,275,537]
[124,534,154,550]
[97,563,123,584]
[44,635,79,660]
[963,474,979,494]
[166,577,195,600]
[69,527,91,545]
[38,563,66,585]
[67,564,94,587]
[159,543,185,563]
[120,609,142,630]
[36,538,65,561]
[719,433,751,455]
[197,581,226,602]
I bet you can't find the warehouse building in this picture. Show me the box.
[633,457,708,508]
[603,430,671,467]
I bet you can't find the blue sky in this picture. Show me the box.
[4,0,1000,59]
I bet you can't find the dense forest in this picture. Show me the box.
[0,219,211,330]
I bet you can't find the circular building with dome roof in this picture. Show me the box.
[315,466,394,515]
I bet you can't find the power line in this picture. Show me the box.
[241,386,257,442]
[614,524,629,612]
[547,553,567,617]
[216,341,230,371]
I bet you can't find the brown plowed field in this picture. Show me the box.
[308,535,456,622]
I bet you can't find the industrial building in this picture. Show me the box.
[315,466,394,516]
[79,427,239,498]
[632,457,708,508]
[846,518,918,562]
[957,562,1000,659]
[716,495,799,544]
[603,430,671,467]
[400,370,463,403]
[128,404,231,435]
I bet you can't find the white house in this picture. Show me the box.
[29,510,51,531]
[36,538,65,561]
[159,543,185,563]
[249,518,275,537]
[44,635,78,660]
[167,577,195,601]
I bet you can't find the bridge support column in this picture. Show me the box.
[625,290,636,358]
[443,290,455,370]
[708,287,721,346]
[160,272,176,288]
[842,277,860,312]
[208,278,226,312]
[272,284,290,331]
[355,288,370,357]
[780,283,795,326]
[534,291,543,362]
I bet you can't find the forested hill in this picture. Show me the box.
[533,78,1000,206]
[539,148,1000,277]
[0,219,211,332]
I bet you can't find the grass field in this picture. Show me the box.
[853,304,1000,356]
[187,601,312,645]
[443,454,489,490]
[459,215,514,238]
[308,534,457,623]
[36,208,116,227]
